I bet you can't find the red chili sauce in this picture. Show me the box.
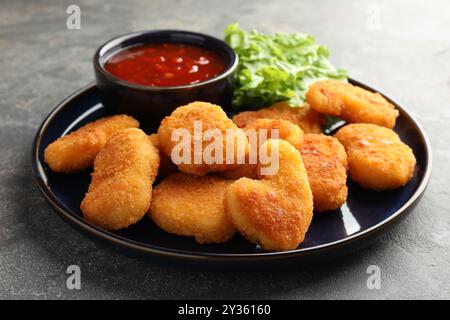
[104,43,227,87]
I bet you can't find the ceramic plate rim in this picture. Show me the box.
[31,79,433,262]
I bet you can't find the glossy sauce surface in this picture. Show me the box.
[104,43,227,87]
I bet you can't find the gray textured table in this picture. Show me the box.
[1,0,449,299]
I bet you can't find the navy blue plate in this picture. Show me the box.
[32,80,432,268]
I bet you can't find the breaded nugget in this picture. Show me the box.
[335,123,416,191]
[149,133,178,179]
[232,101,324,134]
[300,134,348,212]
[220,119,304,180]
[44,115,139,173]
[149,173,235,244]
[225,140,313,251]
[157,101,248,176]
[81,128,159,231]
[306,80,399,128]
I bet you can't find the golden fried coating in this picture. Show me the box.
[148,133,159,147]
[335,124,416,191]
[157,101,248,176]
[149,173,235,244]
[44,115,139,173]
[244,118,304,150]
[300,134,348,212]
[225,140,313,251]
[306,80,399,128]
[232,101,324,134]
[149,133,178,179]
[219,119,304,180]
[81,128,159,231]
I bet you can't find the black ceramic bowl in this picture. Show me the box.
[93,30,238,130]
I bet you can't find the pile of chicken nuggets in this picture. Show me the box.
[44,80,416,252]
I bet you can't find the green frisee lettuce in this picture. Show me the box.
[224,23,347,109]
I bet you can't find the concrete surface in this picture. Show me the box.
[0,0,449,299]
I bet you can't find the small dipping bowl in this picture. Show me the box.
[93,30,238,130]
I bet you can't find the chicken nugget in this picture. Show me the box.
[81,128,159,231]
[157,101,248,176]
[225,139,313,251]
[306,80,399,128]
[335,123,416,191]
[149,173,235,244]
[300,134,348,212]
[219,119,304,180]
[232,101,324,134]
[44,114,139,173]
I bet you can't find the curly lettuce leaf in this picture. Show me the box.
[224,23,347,110]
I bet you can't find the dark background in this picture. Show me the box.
[0,0,449,299]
